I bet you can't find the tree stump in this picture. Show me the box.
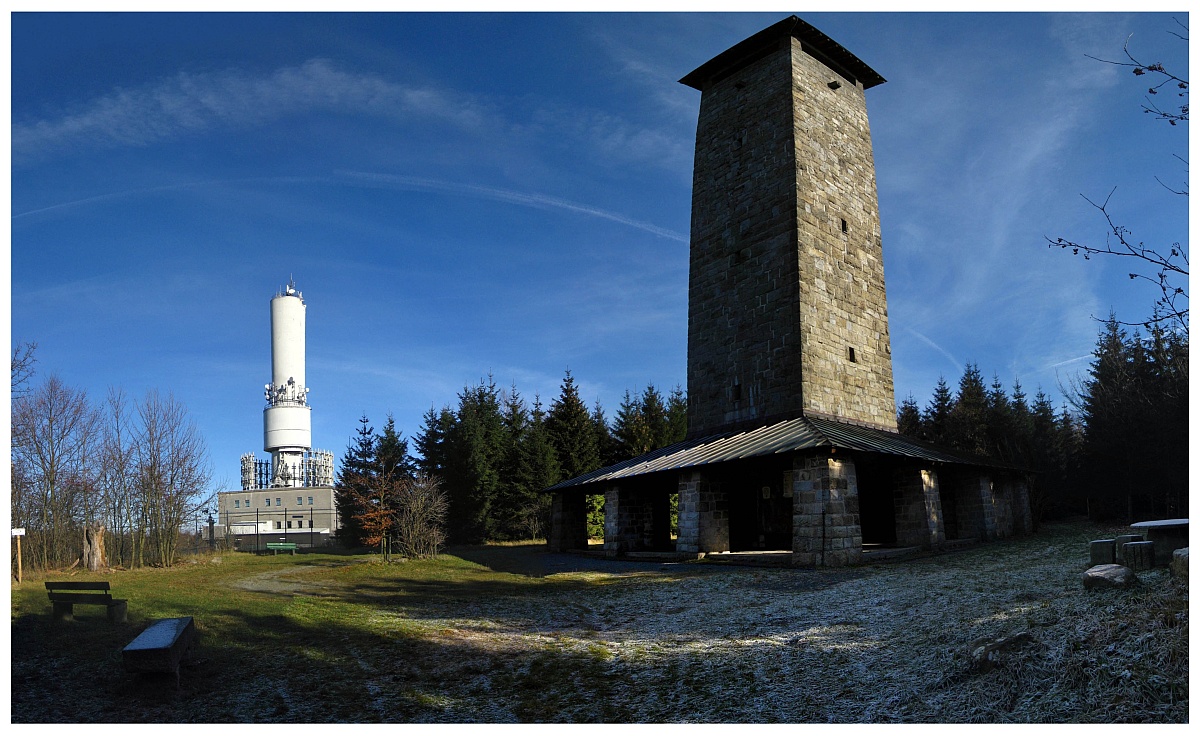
[1089,539,1116,566]
[1123,541,1155,570]
[82,525,106,572]
[1113,534,1143,563]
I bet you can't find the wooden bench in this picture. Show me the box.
[122,616,197,688]
[45,581,128,623]
[266,542,298,555]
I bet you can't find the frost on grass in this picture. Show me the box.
[365,524,1186,723]
[12,523,1182,723]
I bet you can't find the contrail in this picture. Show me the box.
[906,328,962,374]
[340,171,688,243]
[15,172,690,246]
[11,176,326,220]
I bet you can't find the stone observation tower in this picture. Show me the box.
[682,15,896,435]
[546,17,1031,566]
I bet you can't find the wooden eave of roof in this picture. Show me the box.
[679,15,886,91]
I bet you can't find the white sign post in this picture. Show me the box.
[12,528,25,584]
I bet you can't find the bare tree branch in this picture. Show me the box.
[1048,189,1188,334]
[1086,29,1189,125]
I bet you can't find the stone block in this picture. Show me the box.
[1089,539,1116,566]
[1123,541,1156,570]
[1113,534,1143,563]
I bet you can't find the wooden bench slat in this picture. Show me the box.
[48,592,115,605]
[45,581,111,591]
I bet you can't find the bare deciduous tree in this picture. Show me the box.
[1049,23,1189,335]
[99,387,140,566]
[394,473,448,559]
[11,341,38,398]
[134,390,211,567]
[11,375,99,569]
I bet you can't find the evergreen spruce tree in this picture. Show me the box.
[546,369,602,538]
[641,384,670,450]
[666,385,688,444]
[1138,320,1188,515]
[612,388,648,461]
[1028,388,1066,523]
[947,363,988,456]
[1076,318,1137,519]
[984,374,1013,462]
[444,377,505,543]
[1075,316,1188,519]
[896,394,922,437]
[377,415,416,481]
[334,415,378,548]
[521,395,560,538]
[591,400,617,468]
[494,385,534,540]
[922,377,954,446]
[413,405,454,478]
[1007,379,1034,467]
[546,370,599,479]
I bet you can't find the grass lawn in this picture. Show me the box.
[8,521,1188,723]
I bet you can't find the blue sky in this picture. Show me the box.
[7,8,1190,491]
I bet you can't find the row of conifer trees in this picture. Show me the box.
[896,317,1187,523]
[333,371,687,547]
[334,316,1186,550]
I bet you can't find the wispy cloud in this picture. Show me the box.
[12,59,490,165]
[339,170,688,243]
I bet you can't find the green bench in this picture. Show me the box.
[45,581,128,623]
[266,542,298,555]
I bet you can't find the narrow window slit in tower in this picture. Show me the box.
[848,347,857,363]
[732,380,742,401]
[841,218,849,234]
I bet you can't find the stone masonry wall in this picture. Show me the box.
[602,486,671,555]
[949,472,999,541]
[792,453,862,567]
[686,41,800,436]
[685,34,896,437]
[677,471,730,553]
[790,37,896,430]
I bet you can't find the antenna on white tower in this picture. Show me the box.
[237,278,333,490]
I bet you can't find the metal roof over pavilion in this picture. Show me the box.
[547,413,1010,492]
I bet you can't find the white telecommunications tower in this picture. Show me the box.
[240,279,334,490]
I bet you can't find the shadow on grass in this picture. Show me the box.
[9,589,627,723]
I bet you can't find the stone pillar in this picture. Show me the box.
[993,480,1014,539]
[603,486,627,555]
[893,467,945,550]
[1012,477,1034,535]
[676,471,729,553]
[792,453,863,567]
[548,492,588,552]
